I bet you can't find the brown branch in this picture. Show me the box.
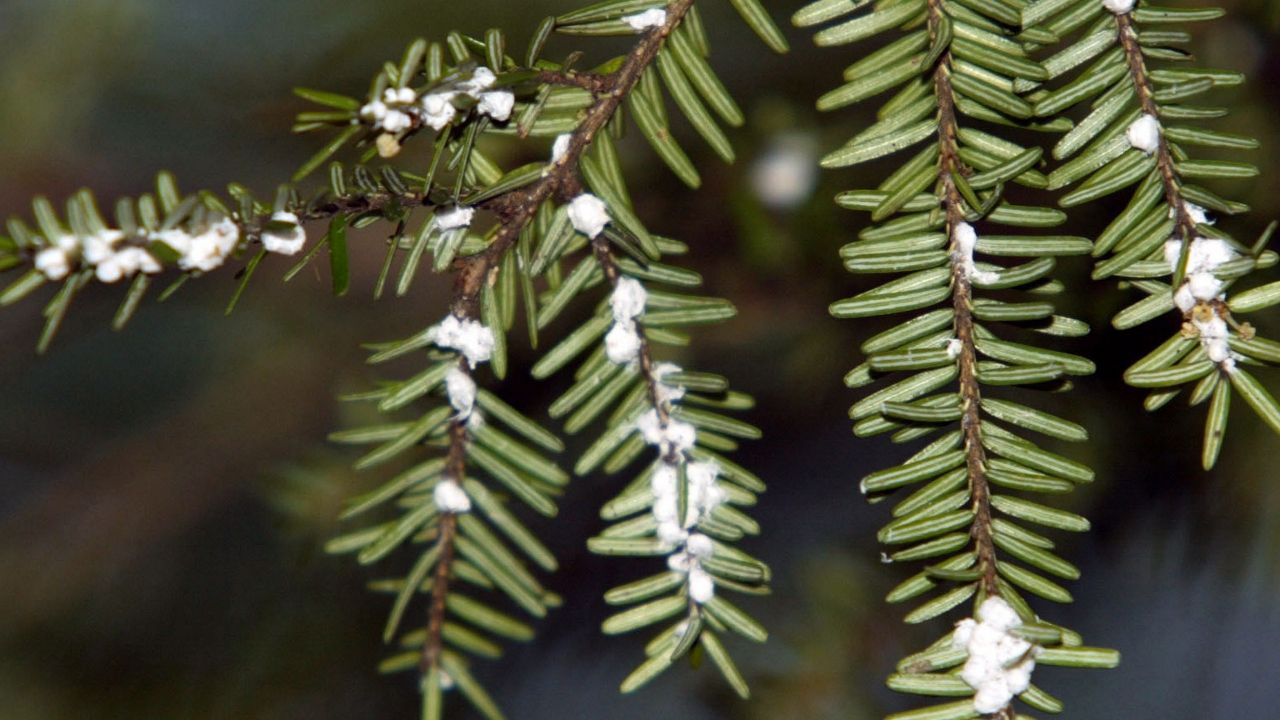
[535,69,612,95]
[1115,14,1197,276]
[928,0,999,601]
[420,412,468,672]
[418,0,697,671]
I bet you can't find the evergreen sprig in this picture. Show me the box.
[1022,0,1280,469]
[0,2,787,718]
[797,0,1118,716]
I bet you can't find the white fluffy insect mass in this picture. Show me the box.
[31,213,263,284]
[260,211,307,256]
[433,478,472,514]
[622,8,667,31]
[1102,0,1136,14]
[359,65,515,137]
[429,314,496,368]
[1164,229,1240,370]
[605,277,648,365]
[953,596,1040,714]
[1126,113,1161,154]
[435,204,475,231]
[953,222,999,284]
[567,193,611,239]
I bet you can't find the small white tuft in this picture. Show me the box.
[622,8,667,31]
[605,322,643,365]
[1126,114,1161,154]
[551,133,572,163]
[652,362,687,405]
[946,338,963,359]
[35,247,71,281]
[954,222,999,284]
[422,92,457,130]
[433,479,472,514]
[459,67,497,94]
[686,533,714,558]
[1102,0,1136,14]
[567,193,610,239]
[262,211,306,255]
[436,205,475,231]
[954,596,1039,715]
[445,366,477,419]
[688,566,715,603]
[360,101,388,121]
[433,314,496,367]
[610,277,648,322]
[477,90,514,122]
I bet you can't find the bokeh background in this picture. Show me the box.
[2,1,1280,717]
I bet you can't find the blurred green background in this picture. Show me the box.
[2,1,1279,717]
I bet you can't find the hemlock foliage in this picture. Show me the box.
[2,0,1277,718]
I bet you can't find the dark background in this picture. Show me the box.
[1,1,1279,717]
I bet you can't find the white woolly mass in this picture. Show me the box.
[650,459,724,605]
[96,245,161,283]
[421,92,458,130]
[605,277,648,365]
[445,366,478,419]
[1126,114,1161,153]
[1164,235,1238,351]
[688,567,715,603]
[1172,201,1213,227]
[686,532,714,558]
[611,277,648,321]
[181,218,241,272]
[436,204,475,231]
[1102,0,1136,14]
[636,409,698,456]
[459,67,497,94]
[652,362,687,405]
[954,222,999,284]
[622,8,667,31]
[953,597,1039,715]
[34,219,244,283]
[1194,314,1233,366]
[551,133,572,163]
[478,90,515,122]
[431,314,496,367]
[384,86,416,105]
[34,247,71,281]
[433,479,472,514]
[261,211,306,255]
[567,193,610,238]
[605,322,643,365]
[946,338,963,360]
[82,230,121,265]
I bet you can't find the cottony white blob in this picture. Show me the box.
[422,92,457,130]
[952,597,1039,715]
[567,193,610,238]
[261,211,306,255]
[1126,114,1161,153]
[436,205,475,231]
[605,321,643,365]
[35,247,71,281]
[433,479,472,514]
[432,314,496,367]
[551,133,572,163]
[445,366,477,418]
[477,90,514,122]
[622,8,667,31]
